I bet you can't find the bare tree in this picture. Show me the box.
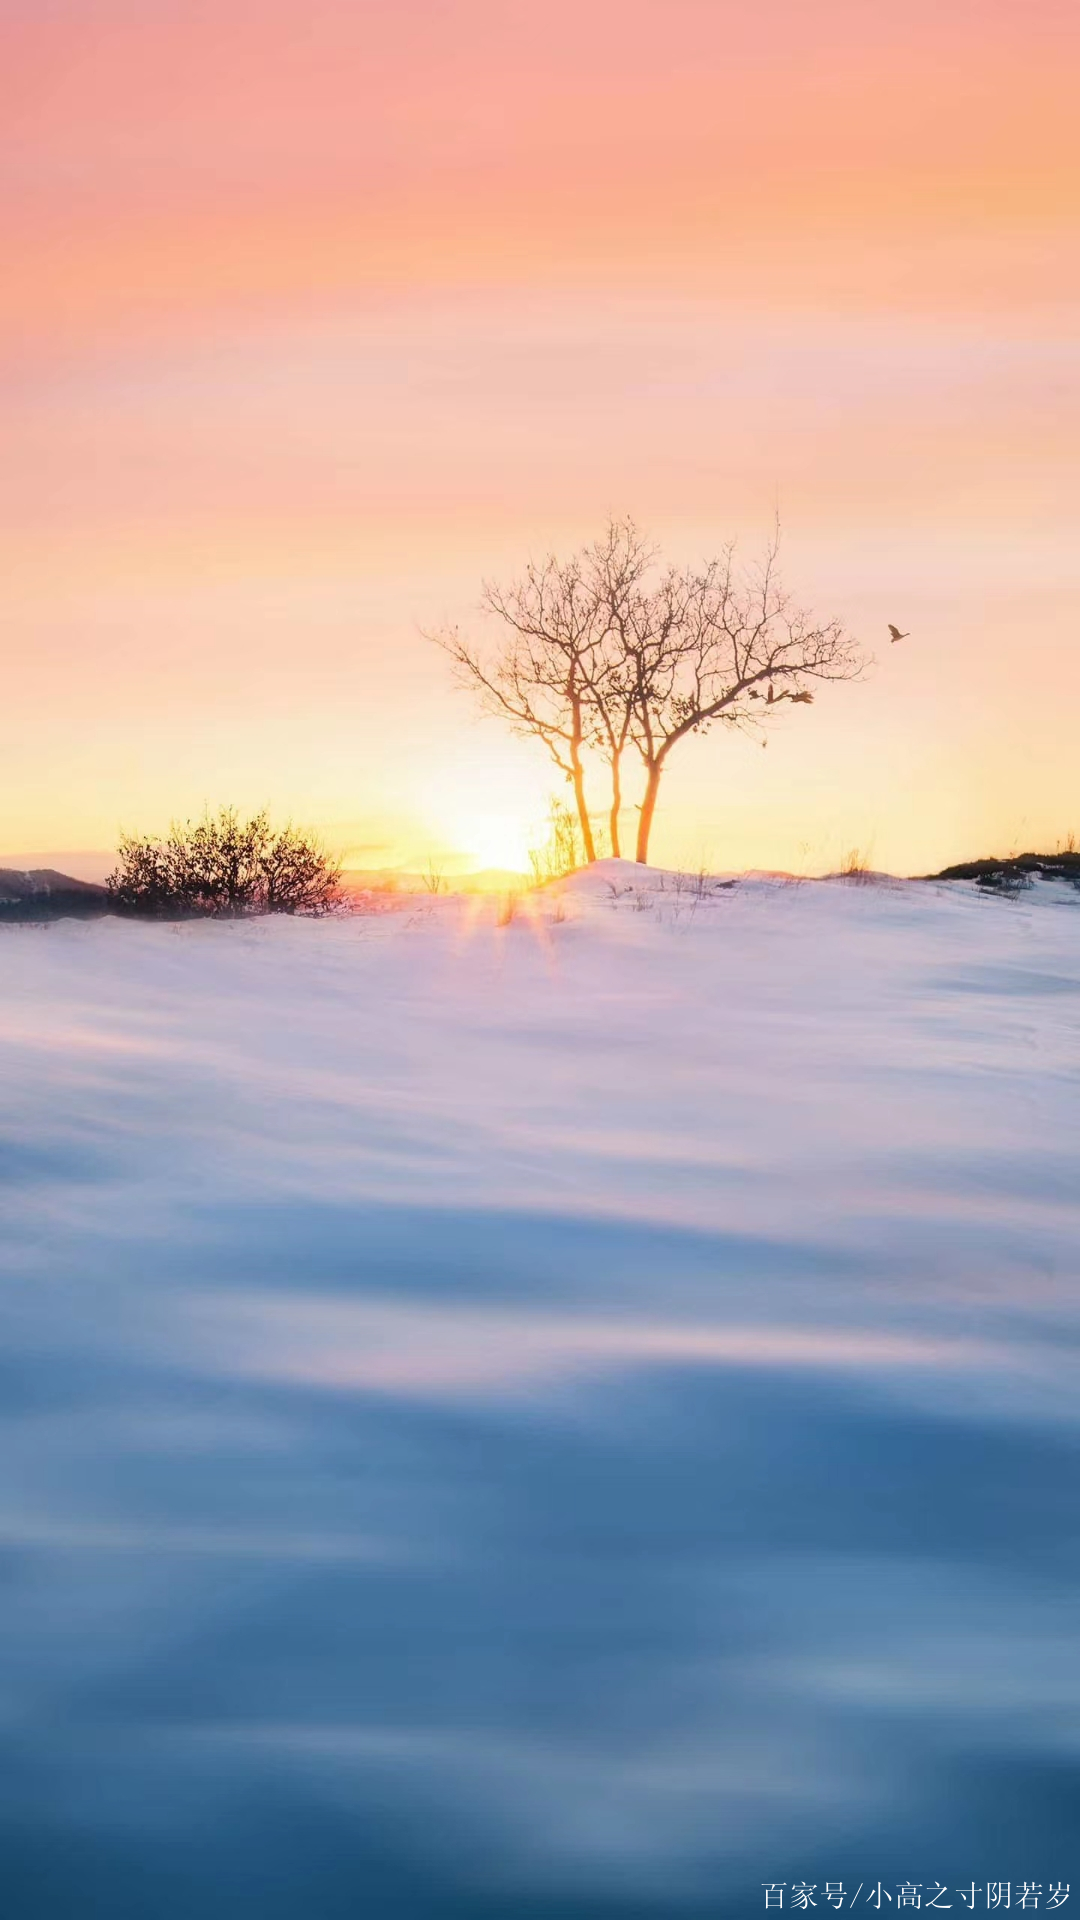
[435,520,865,868]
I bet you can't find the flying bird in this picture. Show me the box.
[888,624,909,643]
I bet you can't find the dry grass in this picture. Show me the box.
[839,847,877,886]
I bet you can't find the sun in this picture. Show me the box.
[450,810,533,876]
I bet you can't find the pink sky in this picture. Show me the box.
[3,0,1078,875]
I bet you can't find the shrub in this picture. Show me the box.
[107,808,341,918]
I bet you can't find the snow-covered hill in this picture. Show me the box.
[1,879,1078,1915]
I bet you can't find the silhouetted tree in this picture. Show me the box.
[108,808,341,916]
[438,519,865,865]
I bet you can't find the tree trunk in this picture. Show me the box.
[571,757,597,864]
[635,763,662,864]
[609,752,622,859]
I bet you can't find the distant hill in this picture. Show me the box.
[0,868,110,920]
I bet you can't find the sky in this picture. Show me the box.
[3,0,1078,878]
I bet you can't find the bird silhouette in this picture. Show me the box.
[888,624,909,642]
[789,690,814,705]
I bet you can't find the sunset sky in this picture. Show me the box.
[3,0,1078,878]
